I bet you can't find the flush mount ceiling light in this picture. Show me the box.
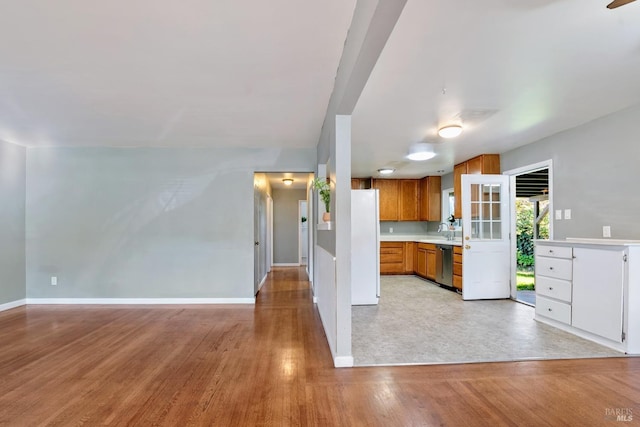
[282,178,294,186]
[406,143,436,161]
[377,168,395,175]
[438,125,463,139]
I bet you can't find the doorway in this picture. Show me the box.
[298,200,308,265]
[505,161,553,305]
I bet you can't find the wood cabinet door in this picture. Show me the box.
[453,163,466,218]
[399,180,419,221]
[373,179,399,221]
[416,249,427,277]
[466,156,483,175]
[351,179,361,190]
[419,176,441,221]
[404,242,415,273]
[426,249,437,280]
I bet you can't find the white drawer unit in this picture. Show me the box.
[535,257,572,281]
[536,276,572,303]
[536,296,571,325]
[533,239,640,355]
[535,244,573,259]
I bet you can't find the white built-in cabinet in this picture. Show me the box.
[534,239,640,354]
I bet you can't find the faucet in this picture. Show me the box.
[438,223,454,241]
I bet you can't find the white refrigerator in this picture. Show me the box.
[351,189,380,305]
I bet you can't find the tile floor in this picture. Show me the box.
[352,275,624,366]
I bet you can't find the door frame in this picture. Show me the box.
[503,160,554,299]
[298,199,308,265]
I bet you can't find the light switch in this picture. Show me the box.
[603,226,611,238]
[564,209,571,220]
[51,276,57,286]
[555,210,562,220]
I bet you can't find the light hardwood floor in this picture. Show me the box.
[1,267,639,426]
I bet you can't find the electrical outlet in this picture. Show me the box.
[51,276,57,286]
[564,209,572,220]
[389,227,393,233]
[555,210,562,220]
[603,226,611,238]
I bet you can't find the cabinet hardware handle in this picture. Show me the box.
[549,250,553,253]
[549,267,554,270]
[548,308,552,312]
[549,287,553,290]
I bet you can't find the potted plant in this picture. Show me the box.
[312,177,331,222]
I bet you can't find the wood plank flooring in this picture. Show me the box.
[0,266,638,426]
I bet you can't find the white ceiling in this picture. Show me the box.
[2,0,639,181]
[0,1,355,148]
[266,172,312,190]
[352,0,640,178]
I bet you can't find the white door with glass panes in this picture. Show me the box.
[461,174,511,300]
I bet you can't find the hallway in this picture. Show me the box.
[0,267,638,425]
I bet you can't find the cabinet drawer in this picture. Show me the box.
[453,246,462,255]
[536,296,571,324]
[453,275,462,290]
[536,245,572,259]
[536,257,572,281]
[417,243,436,250]
[536,276,572,303]
[453,253,463,264]
[453,263,462,276]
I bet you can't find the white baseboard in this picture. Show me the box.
[26,298,255,305]
[0,299,26,312]
[258,274,267,291]
[272,263,300,267]
[334,356,354,368]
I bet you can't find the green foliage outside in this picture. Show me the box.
[516,271,535,291]
[516,198,549,294]
[516,198,549,271]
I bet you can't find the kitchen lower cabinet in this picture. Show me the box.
[572,247,624,343]
[453,246,463,290]
[415,243,436,280]
[380,242,414,274]
[534,240,640,354]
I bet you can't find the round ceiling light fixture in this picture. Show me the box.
[406,143,436,161]
[377,168,395,175]
[282,178,294,186]
[438,125,463,139]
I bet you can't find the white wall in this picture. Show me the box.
[501,103,640,239]
[0,140,26,306]
[25,147,314,299]
[272,188,307,264]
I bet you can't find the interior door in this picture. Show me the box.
[461,174,511,300]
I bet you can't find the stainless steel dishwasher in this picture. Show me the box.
[435,245,453,287]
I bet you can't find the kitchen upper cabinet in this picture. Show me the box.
[351,178,372,190]
[373,179,421,221]
[453,154,500,218]
[373,178,440,222]
[419,176,441,221]
[373,179,399,221]
[399,180,420,221]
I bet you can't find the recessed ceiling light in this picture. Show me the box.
[406,143,436,161]
[438,125,463,139]
[377,168,395,175]
[282,178,294,186]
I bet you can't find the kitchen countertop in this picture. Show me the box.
[380,234,462,246]
[535,238,640,247]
